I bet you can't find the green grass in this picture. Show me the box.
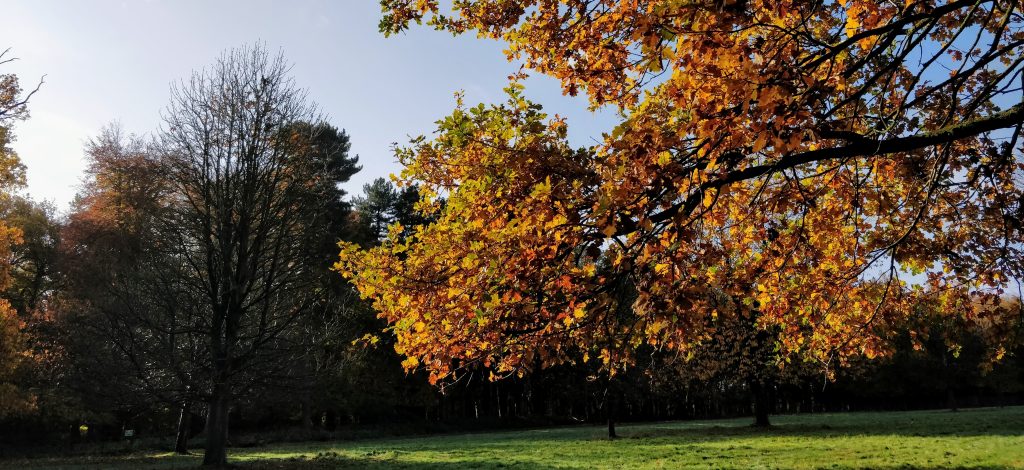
[9,407,1024,469]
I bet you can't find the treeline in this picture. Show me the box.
[0,43,1022,463]
[4,279,1020,450]
[401,317,1024,427]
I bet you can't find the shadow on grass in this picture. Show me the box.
[625,422,1024,441]
[624,408,1024,440]
[233,452,566,470]
[10,452,567,470]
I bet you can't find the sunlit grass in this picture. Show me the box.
[12,406,1024,469]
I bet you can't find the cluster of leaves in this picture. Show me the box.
[343,1,1024,385]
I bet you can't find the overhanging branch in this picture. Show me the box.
[639,102,1024,230]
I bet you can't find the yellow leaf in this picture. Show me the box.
[582,263,597,276]
[845,15,860,39]
[657,151,672,166]
[654,263,671,275]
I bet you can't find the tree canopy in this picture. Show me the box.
[340,1,1024,385]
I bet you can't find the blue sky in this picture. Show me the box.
[3,0,616,210]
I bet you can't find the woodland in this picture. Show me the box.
[1,1,1024,468]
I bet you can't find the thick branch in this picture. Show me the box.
[640,103,1024,230]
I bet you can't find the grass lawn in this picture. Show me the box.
[9,406,1024,469]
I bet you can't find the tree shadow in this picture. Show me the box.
[233,454,564,469]
[624,408,1024,440]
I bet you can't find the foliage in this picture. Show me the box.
[0,196,76,432]
[0,50,35,418]
[0,203,28,421]
[0,299,32,418]
[3,197,60,317]
[341,0,1024,386]
[55,124,188,437]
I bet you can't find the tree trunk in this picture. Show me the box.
[174,400,192,454]
[202,384,230,467]
[325,409,337,431]
[943,353,958,411]
[606,386,618,439]
[300,397,314,429]
[751,380,771,428]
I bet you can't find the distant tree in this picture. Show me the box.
[663,305,817,427]
[266,121,366,431]
[0,50,28,193]
[58,53,365,460]
[353,178,402,242]
[0,196,71,434]
[900,294,1023,410]
[278,121,361,248]
[59,124,200,451]
[3,197,60,316]
[0,305,31,418]
[350,177,432,247]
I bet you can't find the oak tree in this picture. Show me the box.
[340,0,1024,431]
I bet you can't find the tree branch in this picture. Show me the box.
[640,102,1024,230]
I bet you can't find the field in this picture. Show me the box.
[9,407,1024,469]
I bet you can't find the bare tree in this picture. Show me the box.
[160,44,347,466]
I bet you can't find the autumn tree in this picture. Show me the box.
[0,49,36,418]
[340,1,1024,433]
[59,124,204,452]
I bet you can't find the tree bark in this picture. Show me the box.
[751,380,771,428]
[202,384,230,467]
[174,400,192,454]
